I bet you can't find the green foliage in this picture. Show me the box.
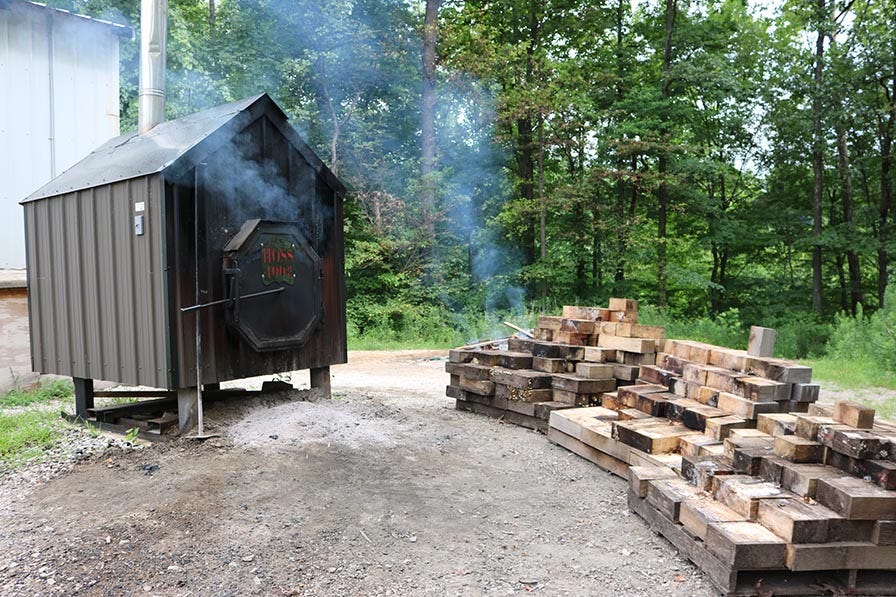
[827,286,896,370]
[0,379,74,408]
[0,411,59,466]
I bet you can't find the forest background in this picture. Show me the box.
[43,0,896,387]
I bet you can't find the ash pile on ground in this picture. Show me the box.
[0,351,713,596]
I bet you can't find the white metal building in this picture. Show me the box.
[0,0,129,267]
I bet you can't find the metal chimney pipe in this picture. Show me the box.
[138,0,167,134]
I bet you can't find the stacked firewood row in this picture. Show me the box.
[446,300,896,595]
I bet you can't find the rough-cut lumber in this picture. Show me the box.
[680,495,747,540]
[717,392,780,420]
[551,374,615,395]
[616,384,668,405]
[507,337,534,353]
[633,392,670,417]
[489,367,552,390]
[547,427,628,478]
[608,297,638,321]
[532,357,571,373]
[533,401,577,420]
[665,339,714,364]
[816,424,889,460]
[628,465,678,498]
[757,498,835,544]
[656,353,692,375]
[748,326,777,358]
[681,454,736,491]
[681,403,727,432]
[637,365,677,389]
[704,415,751,440]
[559,318,596,334]
[597,335,655,354]
[581,347,616,363]
[495,383,553,404]
[679,434,724,458]
[790,383,820,403]
[445,362,492,380]
[774,434,825,463]
[746,358,812,384]
[531,342,584,360]
[816,476,896,520]
[757,413,797,437]
[613,419,696,454]
[614,323,665,339]
[495,351,534,369]
[779,462,833,498]
[612,363,640,382]
[457,377,495,396]
[575,362,614,379]
[562,305,604,320]
[537,316,563,330]
[825,450,896,490]
[714,476,786,520]
[705,521,787,570]
[552,389,601,406]
[786,542,896,571]
[833,400,876,429]
[646,478,700,521]
[873,521,896,546]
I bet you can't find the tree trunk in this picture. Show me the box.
[836,123,862,314]
[613,0,628,286]
[879,39,896,306]
[811,0,826,314]
[421,0,440,254]
[657,0,676,309]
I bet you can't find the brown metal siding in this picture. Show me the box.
[25,174,169,387]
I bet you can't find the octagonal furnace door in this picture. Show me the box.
[224,219,322,351]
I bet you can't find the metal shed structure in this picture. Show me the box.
[22,93,347,429]
[0,0,129,268]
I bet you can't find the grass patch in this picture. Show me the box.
[0,410,60,466]
[801,357,896,391]
[0,379,74,408]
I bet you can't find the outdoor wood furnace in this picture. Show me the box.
[21,94,347,430]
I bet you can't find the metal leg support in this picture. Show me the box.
[177,387,198,431]
[310,366,331,399]
[73,377,94,419]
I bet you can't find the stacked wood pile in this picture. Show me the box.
[446,300,896,595]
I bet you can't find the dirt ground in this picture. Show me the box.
[0,350,715,597]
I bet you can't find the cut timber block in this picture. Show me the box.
[790,383,820,403]
[705,521,787,569]
[598,335,655,354]
[682,363,712,385]
[704,415,750,441]
[599,322,618,335]
[786,542,896,571]
[707,348,749,372]
[537,316,563,330]
[463,349,502,366]
[617,384,668,405]
[533,401,576,420]
[562,305,603,320]
[507,337,533,352]
[495,352,534,369]
[548,406,617,438]
[681,404,727,432]
[816,424,889,460]
[758,456,789,485]
[774,434,825,463]
[612,363,640,382]
[505,399,536,417]
[608,297,638,321]
[681,454,736,491]
[757,413,797,437]
[547,427,628,478]
[747,326,777,358]
[816,476,896,520]
[553,330,591,346]
[656,353,692,375]
[717,392,780,420]
[757,498,835,544]
[695,385,720,407]
[532,357,571,373]
[731,446,775,476]
[531,342,584,360]
[581,347,616,363]
[621,351,657,366]
[739,376,789,402]
[490,367,552,390]
[873,521,896,545]
[826,450,896,490]
[679,434,724,458]
[632,392,670,417]
[808,403,834,417]
[553,389,601,406]
[833,400,876,429]
[600,391,624,411]
[664,339,713,364]
[448,349,477,363]
[646,478,700,522]
[458,376,495,396]
[619,408,653,421]
[575,362,614,379]
[551,374,615,395]
[495,383,552,404]
[615,323,665,340]
[794,414,836,440]
[559,318,596,334]
[637,365,677,389]
[629,465,678,498]
[445,362,492,380]
[613,419,698,454]
[679,496,747,541]
[715,476,786,520]
[779,462,834,498]
[746,358,812,384]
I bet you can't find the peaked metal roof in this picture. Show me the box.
[24,93,345,202]
[0,0,132,36]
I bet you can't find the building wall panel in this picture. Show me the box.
[26,175,168,388]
